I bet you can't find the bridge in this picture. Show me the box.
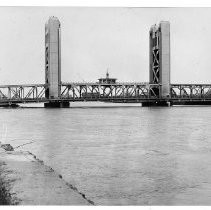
[1,17,211,107]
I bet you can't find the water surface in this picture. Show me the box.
[0,105,211,205]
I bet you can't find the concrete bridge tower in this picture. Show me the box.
[148,21,170,105]
[44,16,69,107]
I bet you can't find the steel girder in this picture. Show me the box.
[0,84,46,102]
[171,84,211,99]
[1,83,211,104]
[60,83,160,101]
[152,47,160,84]
[150,29,160,98]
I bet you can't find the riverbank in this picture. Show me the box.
[0,146,93,205]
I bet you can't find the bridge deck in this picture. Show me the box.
[0,82,211,105]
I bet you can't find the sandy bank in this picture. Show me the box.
[0,147,93,205]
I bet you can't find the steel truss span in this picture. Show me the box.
[171,84,211,101]
[0,84,46,104]
[61,83,160,102]
[0,83,211,104]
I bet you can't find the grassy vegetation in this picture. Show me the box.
[0,162,12,205]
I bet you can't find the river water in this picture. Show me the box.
[1,104,211,205]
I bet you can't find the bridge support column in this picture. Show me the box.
[45,16,65,107]
[149,21,170,106]
[44,101,70,108]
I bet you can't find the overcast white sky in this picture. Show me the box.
[0,7,211,84]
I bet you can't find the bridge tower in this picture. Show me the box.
[144,21,171,106]
[44,16,69,107]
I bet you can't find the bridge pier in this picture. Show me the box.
[44,101,70,108]
[0,103,19,108]
[142,101,172,107]
[172,101,211,106]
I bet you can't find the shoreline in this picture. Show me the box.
[0,144,94,205]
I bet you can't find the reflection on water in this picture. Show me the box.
[1,105,211,205]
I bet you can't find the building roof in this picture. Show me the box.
[98,72,117,83]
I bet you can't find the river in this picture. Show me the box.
[0,104,211,205]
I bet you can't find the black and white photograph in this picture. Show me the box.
[0,2,211,207]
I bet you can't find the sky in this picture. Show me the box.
[0,7,211,84]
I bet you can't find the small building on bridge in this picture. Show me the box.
[98,72,117,84]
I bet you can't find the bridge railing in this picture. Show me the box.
[61,82,149,86]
